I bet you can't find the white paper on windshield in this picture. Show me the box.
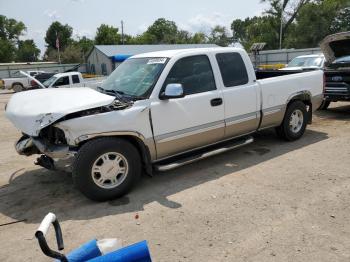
[147,58,167,64]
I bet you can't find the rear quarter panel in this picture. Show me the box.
[257,70,324,128]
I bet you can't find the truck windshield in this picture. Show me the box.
[101,57,168,98]
[43,76,58,88]
[287,57,324,68]
[333,55,350,64]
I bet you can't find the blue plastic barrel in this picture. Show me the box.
[87,240,151,262]
[55,239,102,262]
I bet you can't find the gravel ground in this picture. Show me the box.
[0,90,350,261]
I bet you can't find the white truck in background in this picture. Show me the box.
[1,70,45,92]
[5,47,324,201]
[27,71,106,89]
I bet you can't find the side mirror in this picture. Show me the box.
[160,84,185,100]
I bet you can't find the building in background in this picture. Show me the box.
[0,62,86,79]
[86,44,218,76]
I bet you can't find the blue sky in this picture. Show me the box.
[0,0,268,54]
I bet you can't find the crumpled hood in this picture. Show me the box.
[5,87,115,136]
[320,31,350,63]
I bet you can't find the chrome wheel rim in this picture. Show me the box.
[289,109,304,133]
[91,152,129,189]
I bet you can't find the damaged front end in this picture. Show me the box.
[15,126,77,172]
[14,99,134,172]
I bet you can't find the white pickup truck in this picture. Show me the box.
[1,70,45,92]
[29,72,105,89]
[5,47,324,201]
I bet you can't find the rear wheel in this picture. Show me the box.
[12,84,23,92]
[276,100,307,141]
[72,137,141,201]
[318,100,330,110]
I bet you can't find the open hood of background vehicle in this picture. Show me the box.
[19,70,46,89]
[5,88,115,136]
[320,31,350,63]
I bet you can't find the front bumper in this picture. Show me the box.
[324,82,350,101]
[15,136,76,171]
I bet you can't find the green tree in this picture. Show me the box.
[208,26,232,46]
[284,0,350,48]
[0,38,16,62]
[176,30,192,44]
[16,39,40,62]
[45,21,73,50]
[61,45,83,63]
[190,32,207,44]
[0,15,26,62]
[143,18,178,44]
[330,7,350,33]
[45,44,83,63]
[76,36,94,60]
[231,15,280,50]
[262,0,311,45]
[95,24,120,45]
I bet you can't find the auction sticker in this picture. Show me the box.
[147,58,167,64]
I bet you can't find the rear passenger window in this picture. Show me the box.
[216,53,249,87]
[163,55,216,95]
[72,75,80,84]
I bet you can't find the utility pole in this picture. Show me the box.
[279,5,284,49]
[121,20,125,45]
[56,31,61,64]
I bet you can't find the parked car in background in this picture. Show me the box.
[1,70,46,92]
[32,72,105,89]
[280,54,325,71]
[5,47,323,201]
[319,31,350,110]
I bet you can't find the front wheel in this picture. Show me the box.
[276,100,307,141]
[72,137,141,201]
[12,84,23,92]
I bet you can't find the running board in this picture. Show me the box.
[154,136,254,172]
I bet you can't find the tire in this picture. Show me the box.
[12,84,23,92]
[275,100,307,141]
[318,100,330,110]
[72,137,141,201]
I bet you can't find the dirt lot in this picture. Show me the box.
[0,90,350,261]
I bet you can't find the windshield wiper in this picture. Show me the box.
[97,86,132,104]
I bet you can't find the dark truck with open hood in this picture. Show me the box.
[319,31,350,109]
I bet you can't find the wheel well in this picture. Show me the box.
[12,82,23,87]
[78,135,153,176]
[287,93,311,106]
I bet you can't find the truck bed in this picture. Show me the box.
[255,69,318,80]
[257,70,324,116]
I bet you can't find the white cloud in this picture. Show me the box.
[44,9,60,20]
[70,0,86,3]
[179,12,232,35]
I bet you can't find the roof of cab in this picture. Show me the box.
[54,72,82,77]
[131,47,245,59]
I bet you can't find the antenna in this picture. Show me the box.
[121,20,124,44]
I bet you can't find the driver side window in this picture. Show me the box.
[163,55,216,95]
[54,76,69,87]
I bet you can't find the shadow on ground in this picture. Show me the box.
[0,129,328,224]
[315,103,350,121]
